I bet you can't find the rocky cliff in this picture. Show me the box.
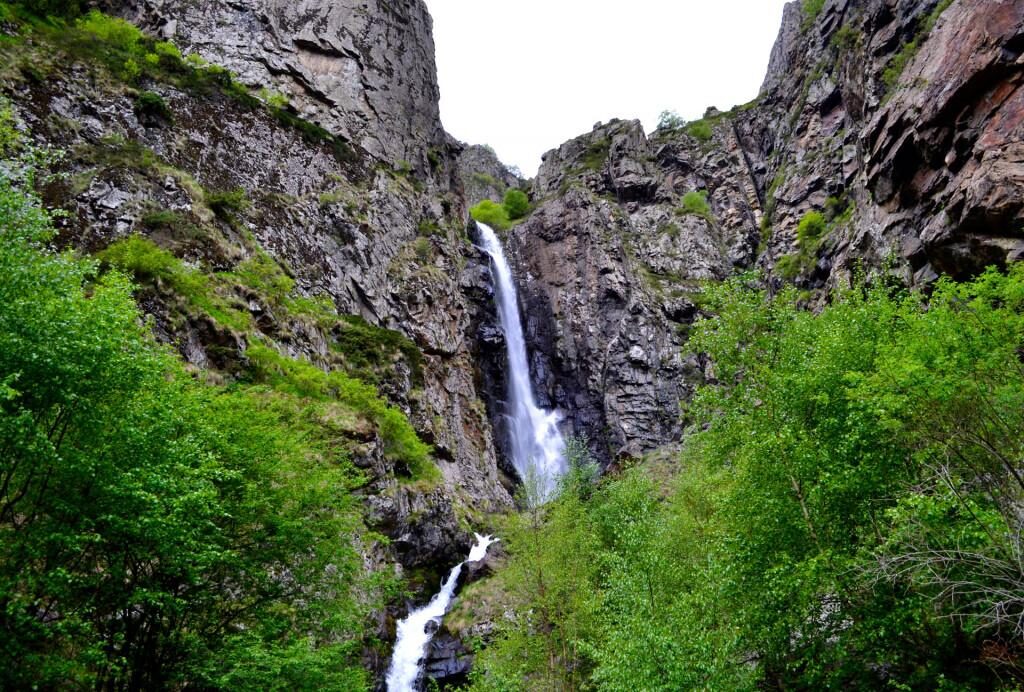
[107,0,448,166]
[500,0,1024,464]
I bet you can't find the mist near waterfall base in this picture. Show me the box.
[425,0,789,175]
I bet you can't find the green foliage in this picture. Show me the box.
[206,187,250,220]
[245,342,438,482]
[657,109,684,130]
[581,137,610,170]
[883,0,953,92]
[469,198,511,231]
[332,314,424,387]
[801,0,826,30]
[0,175,382,689]
[774,252,802,280]
[831,24,862,52]
[17,0,83,17]
[475,268,1024,689]
[0,105,20,159]
[134,89,172,121]
[677,190,713,221]
[795,209,827,247]
[684,119,713,142]
[99,235,251,331]
[502,188,529,220]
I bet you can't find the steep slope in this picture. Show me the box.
[0,6,515,681]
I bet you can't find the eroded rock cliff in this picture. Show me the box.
[498,0,1024,464]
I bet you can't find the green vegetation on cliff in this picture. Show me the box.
[470,268,1024,690]
[0,173,408,689]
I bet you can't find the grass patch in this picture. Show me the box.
[332,314,424,386]
[581,137,610,170]
[245,342,438,482]
[684,119,713,142]
[676,190,713,221]
[882,0,953,93]
[99,235,251,331]
[801,0,826,31]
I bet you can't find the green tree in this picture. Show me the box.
[503,188,529,220]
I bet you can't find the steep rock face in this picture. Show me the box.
[745,0,1024,287]
[500,0,1023,463]
[2,1,517,588]
[108,0,446,165]
[456,143,522,207]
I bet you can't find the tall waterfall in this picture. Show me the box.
[476,222,567,503]
[386,534,498,692]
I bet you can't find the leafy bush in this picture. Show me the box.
[684,119,713,142]
[795,209,827,247]
[0,175,383,689]
[100,235,250,330]
[678,190,712,219]
[473,268,1024,690]
[245,342,437,480]
[657,109,684,130]
[470,199,511,231]
[134,90,172,121]
[801,0,826,30]
[503,188,529,220]
[206,187,250,219]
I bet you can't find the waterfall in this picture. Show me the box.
[386,534,499,692]
[476,222,567,503]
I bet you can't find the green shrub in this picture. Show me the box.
[413,236,432,263]
[831,24,861,51]
[796,210,827,248]
[469,199,511,231]
[774,252,802,279]
[417,219,440,237]
[678,190,712,219]
[684,119,713,142]
[76,9,142,50]
[206,187,250,219]
[98,233,178,280]
[0,100,20,156]
[657,109,684,130]
[581,138,610,170]
[232,251,294,305]
[134,90,172,121]
[245,341,436,480]
[801,0,826,30]
[333,314,424,386]
[503,188,530,220]
[0,176,383,687]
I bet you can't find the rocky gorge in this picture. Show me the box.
[0,0,1022,688]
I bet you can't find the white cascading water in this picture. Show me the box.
[386,534,499,692]
[476,222,567,503]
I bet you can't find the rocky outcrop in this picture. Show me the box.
[456,143,522,207]
[488,0,1024,464]
[108,0,447,166]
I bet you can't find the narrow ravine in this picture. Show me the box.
[386,534,498,691]
[476,221,567,503]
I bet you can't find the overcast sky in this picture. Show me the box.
[425,0,791,176]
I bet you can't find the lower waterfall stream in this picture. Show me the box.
[385,534,498,691]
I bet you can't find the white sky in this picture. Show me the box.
[425,0,791,176]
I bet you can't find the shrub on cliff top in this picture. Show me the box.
[503,188,530,220]
[470,199,511,231]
